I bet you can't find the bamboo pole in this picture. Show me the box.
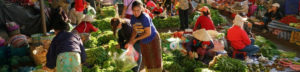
[40,0,47,35]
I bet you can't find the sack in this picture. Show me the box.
[9,34,28,48]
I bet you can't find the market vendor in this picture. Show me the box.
[152,2,164,15]
[262,3,283,33]
[110,18,142,72]
[73,15,98,43]
[45,14,86,72]
[193,6,216,31]
[227,14,259,62]
[125,1,162,71]
[192,29,214,60]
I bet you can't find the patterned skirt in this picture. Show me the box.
[56,52,81,72]
[140,34,163,70]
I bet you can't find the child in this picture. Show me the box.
[192,29,214,60]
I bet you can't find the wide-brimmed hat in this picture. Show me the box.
[192,29,212,41]
[233,14,247,29]
[207,30,219,39]
[82,15,95,22]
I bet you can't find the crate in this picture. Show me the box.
[290,31,300,45]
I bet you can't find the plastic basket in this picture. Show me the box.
[31,33,43,44]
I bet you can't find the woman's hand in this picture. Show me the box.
[125,39,136,48]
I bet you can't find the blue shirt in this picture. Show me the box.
[46,31,86,69]
[130,13,158,44]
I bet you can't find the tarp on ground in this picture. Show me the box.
[0,0,51,36]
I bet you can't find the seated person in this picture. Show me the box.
[73,15,98,43]
[262,3,283,33]
[193,6,216,31]
[152,2,164,15]
[192,29,214,60]
[227,14,259,62]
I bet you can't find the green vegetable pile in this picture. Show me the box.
[152,16,180,29]
[255,36,281,59]
[92,18,112,31]
[97,6,116,19]
[210,9,227,26]
[163,50,207,72]
[85,47,110,66]
[160,32,173,49]
[211,55,248,72]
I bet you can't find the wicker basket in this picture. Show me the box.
[30,45,47,65]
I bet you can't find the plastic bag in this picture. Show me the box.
[114,44,138,71]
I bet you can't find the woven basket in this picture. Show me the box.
[30,46,47,65]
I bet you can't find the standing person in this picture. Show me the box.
[126,1,162,72]
[113,0,123,17]
[227,14,259,63]
[262,3,283,33]
[122,0,136,19]
[176,0,190,30]
[74,0,87,25]
[44,14,86,72]
[193,6,216,31]
[110,18,142,72]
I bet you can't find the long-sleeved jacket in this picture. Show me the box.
[46,31,86,69]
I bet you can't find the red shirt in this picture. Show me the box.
[144,9,154,19]
[152,7,163,13]
[227,25,251,50]
[75,0,85,12]
[75,21,98,33]
[193,16,216,31]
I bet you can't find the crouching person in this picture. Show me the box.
[227,14,259,62]
[44,14,86,72]
[110,18,142,72]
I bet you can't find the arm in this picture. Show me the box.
[46,41,57,69]
[122,1,129,18]
[79,41,86,63]
[118,32,126,48]
[89,23,98,32]
[193,17,201,31]
[132,27,151,43]
[241,30,251,45]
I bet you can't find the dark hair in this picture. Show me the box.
[132,1,143,10]
[110,18,121,35]
[50,8,68,31]
[203,11,210,16]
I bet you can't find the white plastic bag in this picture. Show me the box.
[114,44,138,71]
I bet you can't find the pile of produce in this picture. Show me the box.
[163,50,207,72]
[209,55,248,72]
[85,47,110,66]
[152,16,180,29]
[98,6,116,19]
[84,31,115,48]
[255,36,281,59]
[289,23,300,28]
[210,9,227,26]
[279,16,300,24]
[92,17,112,31]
